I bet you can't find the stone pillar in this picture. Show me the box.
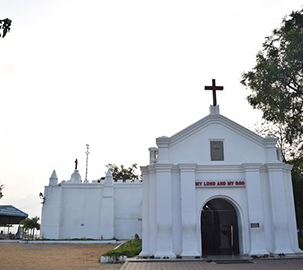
[179,164,200,256]
[264,137,278,162]
[267,163,292,254]
[140,166,150,256]
[242,163,268,255]
[156,137,170,163]
[154,164,175,258]
[100,169,114,239]
[148,166,157,255]
[149,147,158,165]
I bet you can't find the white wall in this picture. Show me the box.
[168,123,266,165]
[40,177,142,240]
[60,185,104,239]
[114,181,142,239]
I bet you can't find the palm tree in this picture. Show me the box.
[30,217,40,239]
[20,217,40,240]
[20,219,30,239]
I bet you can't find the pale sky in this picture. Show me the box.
[0,0,302,221]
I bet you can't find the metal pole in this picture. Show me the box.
[85,144,90,181]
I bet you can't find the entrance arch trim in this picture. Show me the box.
[198,195,249,255]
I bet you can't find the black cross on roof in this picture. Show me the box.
[204,79,223,106]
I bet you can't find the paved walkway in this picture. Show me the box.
[120,258,303,270]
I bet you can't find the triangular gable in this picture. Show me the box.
[169,108,264,148]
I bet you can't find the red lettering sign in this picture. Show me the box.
[217,181,226,186]
[235,181,245,186]
[195,180,245,188]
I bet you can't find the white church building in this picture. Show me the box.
[140,105,301,257]
[41,91,301,257]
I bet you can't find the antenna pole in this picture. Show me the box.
[85,144,90,181]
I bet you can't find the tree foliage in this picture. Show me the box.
[0,181,3,199]
[241,8,303,148]
[106,163,140,181]
[241,8,303,235]
[0,18,12,38]
[20,216,40,240]
[255,120,302,162]
[292,162,303,236]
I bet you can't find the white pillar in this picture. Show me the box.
[100,169,114,239]
[267,163,293,254]
[264,137,278,162]
[179,164,200,256]
[154,164,175,258]
[156,137,170,163]
[149,147,158,165]
[140,166,150,256]
[148,166,157,255]
[242,163,268,255]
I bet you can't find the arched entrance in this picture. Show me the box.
[201,198,239,256]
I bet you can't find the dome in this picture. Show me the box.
[70,169,82,183]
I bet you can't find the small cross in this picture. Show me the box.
[204,79,223,106]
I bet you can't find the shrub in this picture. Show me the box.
[102,238,142,258]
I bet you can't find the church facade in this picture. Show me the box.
[140,105,301,257]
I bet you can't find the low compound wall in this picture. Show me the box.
[41,171,142,240]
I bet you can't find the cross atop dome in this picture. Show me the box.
[204,79,223,106]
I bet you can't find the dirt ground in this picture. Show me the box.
[0,242,123,270]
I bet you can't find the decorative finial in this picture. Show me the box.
[204,79,224,106]
[49,170,58,186]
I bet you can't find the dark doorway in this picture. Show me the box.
[201,198,239,256]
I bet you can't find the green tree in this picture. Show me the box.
[29,216,40,240]
[20,218,30,239]
[241,8,303,149]
[0,18,12,38]
[255,121,302,162]
[20,216,40,240]
[106,163,140,181]
[292,162,303,237]
[0,181,3,199]
[241,8,303,236]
